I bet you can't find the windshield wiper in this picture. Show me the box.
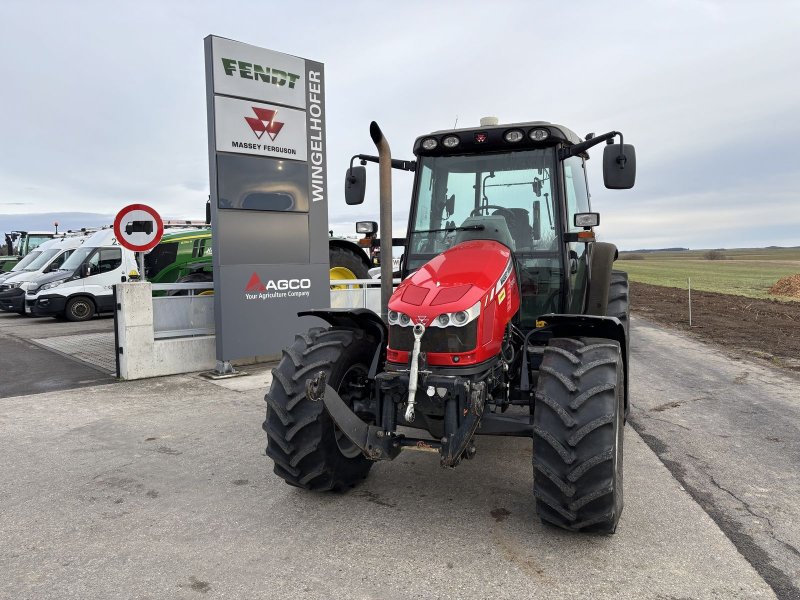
[411,224,485,235]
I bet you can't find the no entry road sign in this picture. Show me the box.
[113,204,164,252]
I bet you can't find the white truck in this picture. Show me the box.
[0,235,91,314]
[25,229,137,321]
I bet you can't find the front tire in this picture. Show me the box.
[65,296,95,322]
[533,337,624,533]
[263,327,376,491]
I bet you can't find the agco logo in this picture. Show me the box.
[244,273,311,300]
[245,107,284,141]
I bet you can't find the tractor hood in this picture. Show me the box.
[389,239,512,322]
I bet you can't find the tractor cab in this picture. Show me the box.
[404,120,634,329]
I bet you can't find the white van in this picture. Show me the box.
[0,242,53,285]
[0,235,90,314]
[26,229,139,321]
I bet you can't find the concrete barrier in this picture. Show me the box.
[116,282,216,380]
[115,279,391,380]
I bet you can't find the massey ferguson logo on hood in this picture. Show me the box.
[244,273,310,300]
[245,107,284,141]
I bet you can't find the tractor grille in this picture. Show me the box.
[389,321,478,354]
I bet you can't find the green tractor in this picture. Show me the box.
[148,228,371,294]
[1,230,60,272]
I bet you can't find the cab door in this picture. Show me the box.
[82,247,123,312]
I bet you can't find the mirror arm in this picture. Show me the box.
[347,154,361,180]
[560,131,619,159]
[607,132,627,166]
[356,154,416,172]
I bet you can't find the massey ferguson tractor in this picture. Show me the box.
[264,118,636,533]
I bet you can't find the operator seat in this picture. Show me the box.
[495,208,533,251]
[453,216,515,251]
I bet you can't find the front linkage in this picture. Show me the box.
[306,364,486,468]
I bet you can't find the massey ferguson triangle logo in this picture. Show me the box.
[244,107,284,141]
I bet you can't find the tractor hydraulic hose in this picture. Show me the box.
[405,323,425,422]
[370,121,393,323]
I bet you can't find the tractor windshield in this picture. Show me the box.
[408,149,557,266]
[407,148,564,325]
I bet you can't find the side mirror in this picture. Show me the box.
[532,201,541,241]
[345,166,366,205]
[80,264,92,278]
[205,198,211,224]
[603,144,636,189]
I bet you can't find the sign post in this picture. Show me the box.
[113,204,164,281]
[204,36,330,375]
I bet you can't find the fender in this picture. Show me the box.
[298,308,387,378]
[537,313,629,416]
[586,242,618,316]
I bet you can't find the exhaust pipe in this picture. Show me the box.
[370,121,393,323]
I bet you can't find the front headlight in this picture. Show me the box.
[41,279,68,291]
[6,282,21,289]
[30,279,68,294]
[431,301,481,328]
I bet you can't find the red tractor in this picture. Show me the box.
[264,118,636,533]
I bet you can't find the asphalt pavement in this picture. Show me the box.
[0,312,114,397]
[629,317,800,599]
[0,347,778,599]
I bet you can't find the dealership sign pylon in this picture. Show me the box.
[205,36,329,372]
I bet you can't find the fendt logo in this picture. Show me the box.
[244,273,311,300]
[220,57,301,89]
[245,107,284,141]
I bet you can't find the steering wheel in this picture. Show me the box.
[470,204,515,220]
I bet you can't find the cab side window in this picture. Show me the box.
[47,250,72,272]
[564,157,591,313]
[564,156,590,227]
[97,248,122,272]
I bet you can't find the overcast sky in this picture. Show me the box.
[1,1,798,250]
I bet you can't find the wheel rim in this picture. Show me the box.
[72,301,90,319]
[335,363,369,458]
[330,266,359,291]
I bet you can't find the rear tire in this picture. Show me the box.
[65,296,95,322]
[329,246,370,284]
[533,337,624,533]
[263,327,376,491]
[607,270,630,339]
[169,271,213,296]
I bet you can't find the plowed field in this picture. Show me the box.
[631,281,800,370]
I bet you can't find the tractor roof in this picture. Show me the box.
[430,121,582,144]
[413,121,583,157]
[159,228,211,243]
